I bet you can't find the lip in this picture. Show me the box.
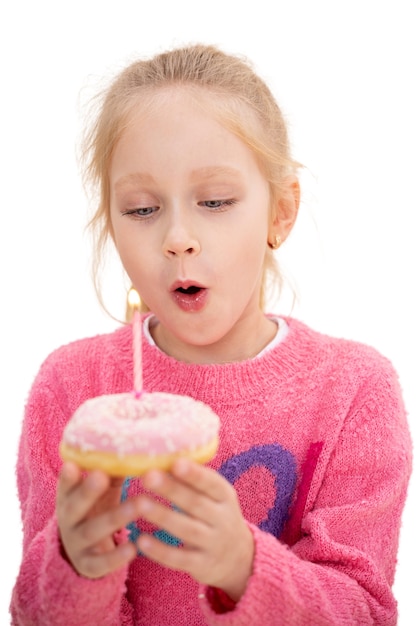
[170,280,209,312]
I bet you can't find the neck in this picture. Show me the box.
[150,314,277,364]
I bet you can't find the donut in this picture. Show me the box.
[59,391,220,476]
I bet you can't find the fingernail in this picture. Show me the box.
[138,535,151,551]
[174,458,189,476]
[120,543,135,559]
[144,471,162,489]
[88,471,105,490]
[123,502,135,517]
[137,498,152,514]
[61,462,76,479]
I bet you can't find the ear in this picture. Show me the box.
[268,176,300,245]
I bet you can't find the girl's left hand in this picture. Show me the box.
[136,458,254,601]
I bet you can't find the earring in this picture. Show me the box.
[268,234,282,250]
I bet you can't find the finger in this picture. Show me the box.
[91,476,126,514]
[136,496,209,547]
[172,459,231,501]
[56,462,85,518]
[77,540,137,579]
[141,470,215,521]
[58,469,111,527]
[76,498,143,551]
[137,532,200,574]
[57,461,83,501]
[143,460,230,503]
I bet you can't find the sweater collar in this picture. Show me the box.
[109,316,318,406]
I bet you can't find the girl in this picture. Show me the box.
[10,44,412,625]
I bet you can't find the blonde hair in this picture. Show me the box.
[81,44,299,316]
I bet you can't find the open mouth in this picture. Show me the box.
[175,286,202,295]
[171,284,208,311]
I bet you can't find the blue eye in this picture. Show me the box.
[122,206,159,218]
[205,200,223,208]
[136,207,157,216]
[200,199,236,210]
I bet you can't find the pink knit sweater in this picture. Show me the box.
[10,317,412,625]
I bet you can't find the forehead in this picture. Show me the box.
[122,84,263,143]
[111,86,266,177]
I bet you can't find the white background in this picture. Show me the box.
[1,1,415,623]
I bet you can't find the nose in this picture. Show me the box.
[162,210,201,258]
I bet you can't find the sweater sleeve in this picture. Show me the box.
[9,358,134,626]
[199,359,412,625]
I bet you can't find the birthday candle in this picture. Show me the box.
[127,288,142,395]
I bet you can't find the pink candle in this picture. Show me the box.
[128,288,142,395]
[132,309,142,393]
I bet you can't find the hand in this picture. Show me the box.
[136,459,254,601]
[56,462,139,578]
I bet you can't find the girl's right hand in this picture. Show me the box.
[56,461,139,579]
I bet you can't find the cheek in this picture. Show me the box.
[112,228,149,280]
[225,221,268,273]
[234,232,269,292]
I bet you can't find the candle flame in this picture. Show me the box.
[127,287,140,309]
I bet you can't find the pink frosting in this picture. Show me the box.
[62,392,220,456]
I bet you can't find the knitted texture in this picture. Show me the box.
[10,317,412,625]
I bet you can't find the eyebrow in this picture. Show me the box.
[189,166,243,182]
[114,166,243,190]
[114,172,155,191]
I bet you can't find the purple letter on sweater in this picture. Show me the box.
[218,444,297,538]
